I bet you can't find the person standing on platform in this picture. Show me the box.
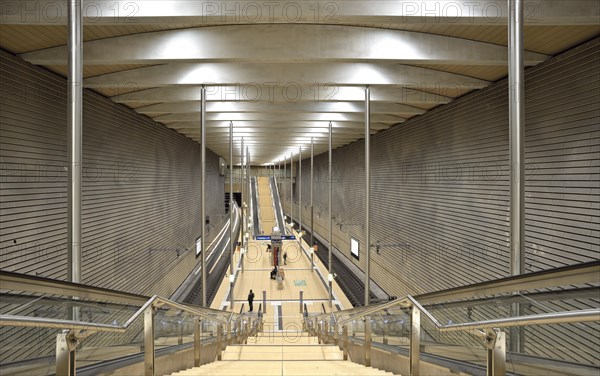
[283,251,287,265]
[248,289,255,312]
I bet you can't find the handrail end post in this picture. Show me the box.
[144,305,155,376]
[410,306,420,376]
[486,329,506,376]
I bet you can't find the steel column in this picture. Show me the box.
[328,121,333,307]
[247,146,250,237]
[299,146,302,237]
[229,121,234,310]
[241,137,245,249]
[365,86,371,306]
[284,154,287,218]
[67,0,82,288]
[509,0,525,353]
[201,86,207,307]
[246,146,251,234]
[67,7,82,361]
[310,137,314,252]
[290,153,293,229]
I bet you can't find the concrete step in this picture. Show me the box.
[170,359,397,375]
[221,344,343,361]
[246,334,319,345]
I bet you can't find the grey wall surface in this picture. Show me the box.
[0,49,225,297]
[284,38,599,364]
[287,37,599,296]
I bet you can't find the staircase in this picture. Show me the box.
[170,332,397,375]
[257,177,276,233]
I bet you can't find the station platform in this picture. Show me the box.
[211,176,353,333]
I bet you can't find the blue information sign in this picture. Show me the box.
[255,235,296,241]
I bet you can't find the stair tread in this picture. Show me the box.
[170,360,397,375]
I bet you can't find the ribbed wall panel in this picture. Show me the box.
[285,38,599,364]
[0,49,225,298]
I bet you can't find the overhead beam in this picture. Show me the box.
[165,121,390,130]
[20,24,548,65]
[136,101,425,116]
[152,112,404,124]
[2,1,598,25]
[113,86,452,106]
[83,63,489,88]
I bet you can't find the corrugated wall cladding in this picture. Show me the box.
[0,49,225,297]
[284,38,599,365]
[286,37,599,297]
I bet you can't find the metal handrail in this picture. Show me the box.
[330,261,600,326]
[405,295,600,332]
[334,294,600,330]
[0,270,150,306]
[415,260,600,305]
[440,309,600,332]
[0,294,233,332]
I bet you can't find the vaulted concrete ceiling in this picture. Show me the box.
[1,0,598,163]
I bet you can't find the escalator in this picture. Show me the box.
[250,177,260,236]
[172,203,241,307]
[270,177,286,235]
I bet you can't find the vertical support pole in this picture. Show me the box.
[67,0,83,288]
[201,85,207,307]
[240,142,245,273]
[364,316,372,367]
[487,330,506,376]
[217,324,223,361]
[241,137,245,249]
[310,137,314,251]
[299,290,304,313]
[67,8,83,372]
[263,290,267,313]
[284,154,287,217]
[247,146,250,236]
[290,153,294,228]
[410,306,421,376]
[299,146,302,237]
[364,86,371,306]
[56,331,74,376]
[328,121,333,307]
[144,306,155,376]
[194,318,202,367]
[509,0,525,353]
[229,121,234,310]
